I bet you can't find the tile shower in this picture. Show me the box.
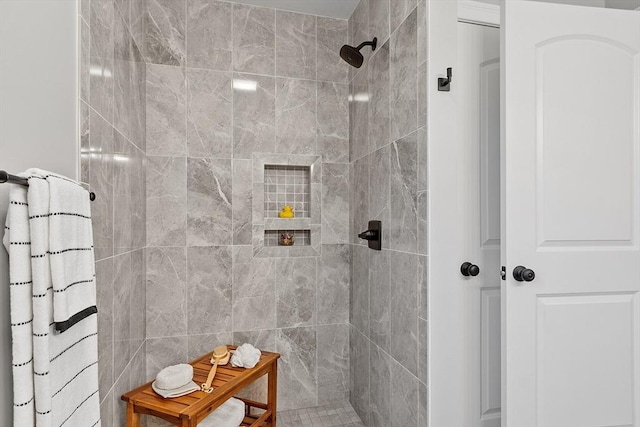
[80,0,427,426]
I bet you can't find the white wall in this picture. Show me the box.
[0,0,78,423]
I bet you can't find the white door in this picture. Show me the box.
[458,21,502,427]
[502,2,640,426]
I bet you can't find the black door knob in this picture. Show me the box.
[461,262,480,277]
[513,266,535,282]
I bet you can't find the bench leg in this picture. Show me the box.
[267,360,278,426]
[126,403,140,427]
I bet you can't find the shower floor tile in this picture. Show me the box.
[277,402,365,427]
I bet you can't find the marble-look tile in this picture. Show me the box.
[390,131,418,252]
[317,324,350,405]
[114,13,132,141]
[113,133,134,255]
[79,17,90,104]
[322,163,349,244]
[80,101,90,185]
[146,64,186,156]
[130,343,147,388]
[276,258,317,328]
[130,0,145,54]
[390,8,418,142]
[350,0,370,65]
[419,381,428,426]
[234,329,277,352]
[187,0,232,71]
[369,249,390,352]
[100,392,113,425]
[276,11,316,79]
[389,251,418,376]
[417,0,427,65]
[187,158,233,246]
[232,160,252,244]
[317,17,349,83]
[350,79,370,162]
[146,156,186,246]
[370,0,390,44]
[131,56,147,154]
[186,69,232,158]
[350,156,369,246]
[131,145,146,248]
[370,343,391,427]
[131,249,146,342]
[351,244,370,337]
[98,342,114,407]
[114,252,132,377]
[390,0,418,36]
[96,257,114,347]
[90,0,114,122]
[89,110,114,261]
[112,362,130,427]
[145,0,185,65]
[418,61,427,128]
[370,145,390,249]
[146,247,187,338]
[145,336,188,382]
[233,73,276,158]
[390,359,419,427]
[418,254,428,318]
[232,246,277,331]
[275,78,316,155]
[318,244,350,325]
[277,327,317,410]
[369,41,390,150]
[187,332,234,360]
[80,0,90,23]
[187,246,232,334]
[233,4,275,75]
[418,317,428,385]
[350,325,370,425]
[317,82,349,164]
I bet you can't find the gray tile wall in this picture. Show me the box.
[79,0,147,425]
[143,0,351,413]
[347,1,428,426]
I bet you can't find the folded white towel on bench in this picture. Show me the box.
[198,397,245,427]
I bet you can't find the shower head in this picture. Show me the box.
[340,37,378,68]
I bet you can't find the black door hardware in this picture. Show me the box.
[438,67,452,91]
[358,220,382,251]
[513,266,535,282]
[500,266,506,281]
[460,262,480,277]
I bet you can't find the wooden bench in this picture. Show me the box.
[121,346,280,427]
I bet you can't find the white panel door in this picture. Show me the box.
[502,2,640,426]
[458,21,501,427]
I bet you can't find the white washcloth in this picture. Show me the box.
[230,343,261,369]
[3,169,101,427]
[198,397,245,427]
[155,364,193,390]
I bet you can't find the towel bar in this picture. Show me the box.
[0,170,96,201]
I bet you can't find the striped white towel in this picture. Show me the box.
[3,169,101,427]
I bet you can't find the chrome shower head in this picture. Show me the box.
[339,37,378,68]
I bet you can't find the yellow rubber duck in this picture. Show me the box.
[279,205,294,218]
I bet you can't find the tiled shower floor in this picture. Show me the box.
[277,402,365,427]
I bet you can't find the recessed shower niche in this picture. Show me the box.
[252,154,321,257]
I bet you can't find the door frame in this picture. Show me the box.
[428,1,500,426]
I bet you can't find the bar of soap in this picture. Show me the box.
[156,364,193,390]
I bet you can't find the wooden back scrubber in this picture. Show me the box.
[201,345,230,393]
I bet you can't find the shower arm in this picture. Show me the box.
[355,40,376,51]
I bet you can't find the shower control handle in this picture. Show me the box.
[358,230,378,240]
[460,262,480,277]
[513,266,535,282]
[358,220,382,251]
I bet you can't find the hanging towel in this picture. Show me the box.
[3,169,101,427]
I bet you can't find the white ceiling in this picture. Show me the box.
[477,0,639,9]
[223,0,359,19]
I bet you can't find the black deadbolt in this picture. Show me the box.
[513,266,535,282]
[460,262,480,277]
